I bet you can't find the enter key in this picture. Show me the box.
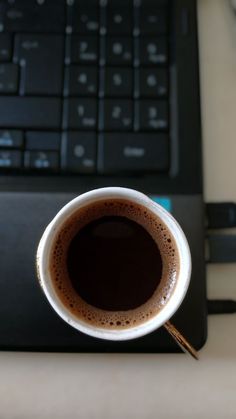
[98,133,169,173]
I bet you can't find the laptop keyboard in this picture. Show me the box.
[0,0,169,174]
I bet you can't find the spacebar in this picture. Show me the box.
[0,97,61,129]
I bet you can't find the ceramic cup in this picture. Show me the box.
[36,187,191,342]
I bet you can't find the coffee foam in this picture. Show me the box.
[50,199,179,330]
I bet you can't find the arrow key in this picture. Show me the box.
[0,130,23,148]
[24,151,59,171]
[0,150,22,169]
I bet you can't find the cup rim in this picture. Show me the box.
[36,187,191,341]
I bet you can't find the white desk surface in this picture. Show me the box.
[1,1,236,418]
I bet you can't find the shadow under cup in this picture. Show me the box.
[36,188,191,341]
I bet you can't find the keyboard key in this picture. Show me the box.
[62,132,96,174]
[25,132,61,151]
[14,35,64,95]
[70,0,99,34]
[0,0,65,33]
[104,68,132,97]
[0,97,61,129]
[106,38,132,65]
[107,5,132,34]
[0,34,12,62]
[102,100,133,131]
[139,37,167,65]
[140,7,167,34]
[0,130,23,148]
[63,98,97,130]
[65,66,97,97]
[24,151,59,171]
[98,133,168,173]
[0,64,18,94]
[70,36,98,64]
[136,101,168,131]
[0,150,22,169]
[139,68,168,97]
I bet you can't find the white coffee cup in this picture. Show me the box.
[36,187,191,342]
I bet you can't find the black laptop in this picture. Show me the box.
[0,0,207,352]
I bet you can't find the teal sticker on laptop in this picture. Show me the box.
[150,196,172,213]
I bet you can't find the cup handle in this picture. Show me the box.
[164,321,199,360]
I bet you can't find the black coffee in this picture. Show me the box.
[67,216,162,311]
[50,198,179,329]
